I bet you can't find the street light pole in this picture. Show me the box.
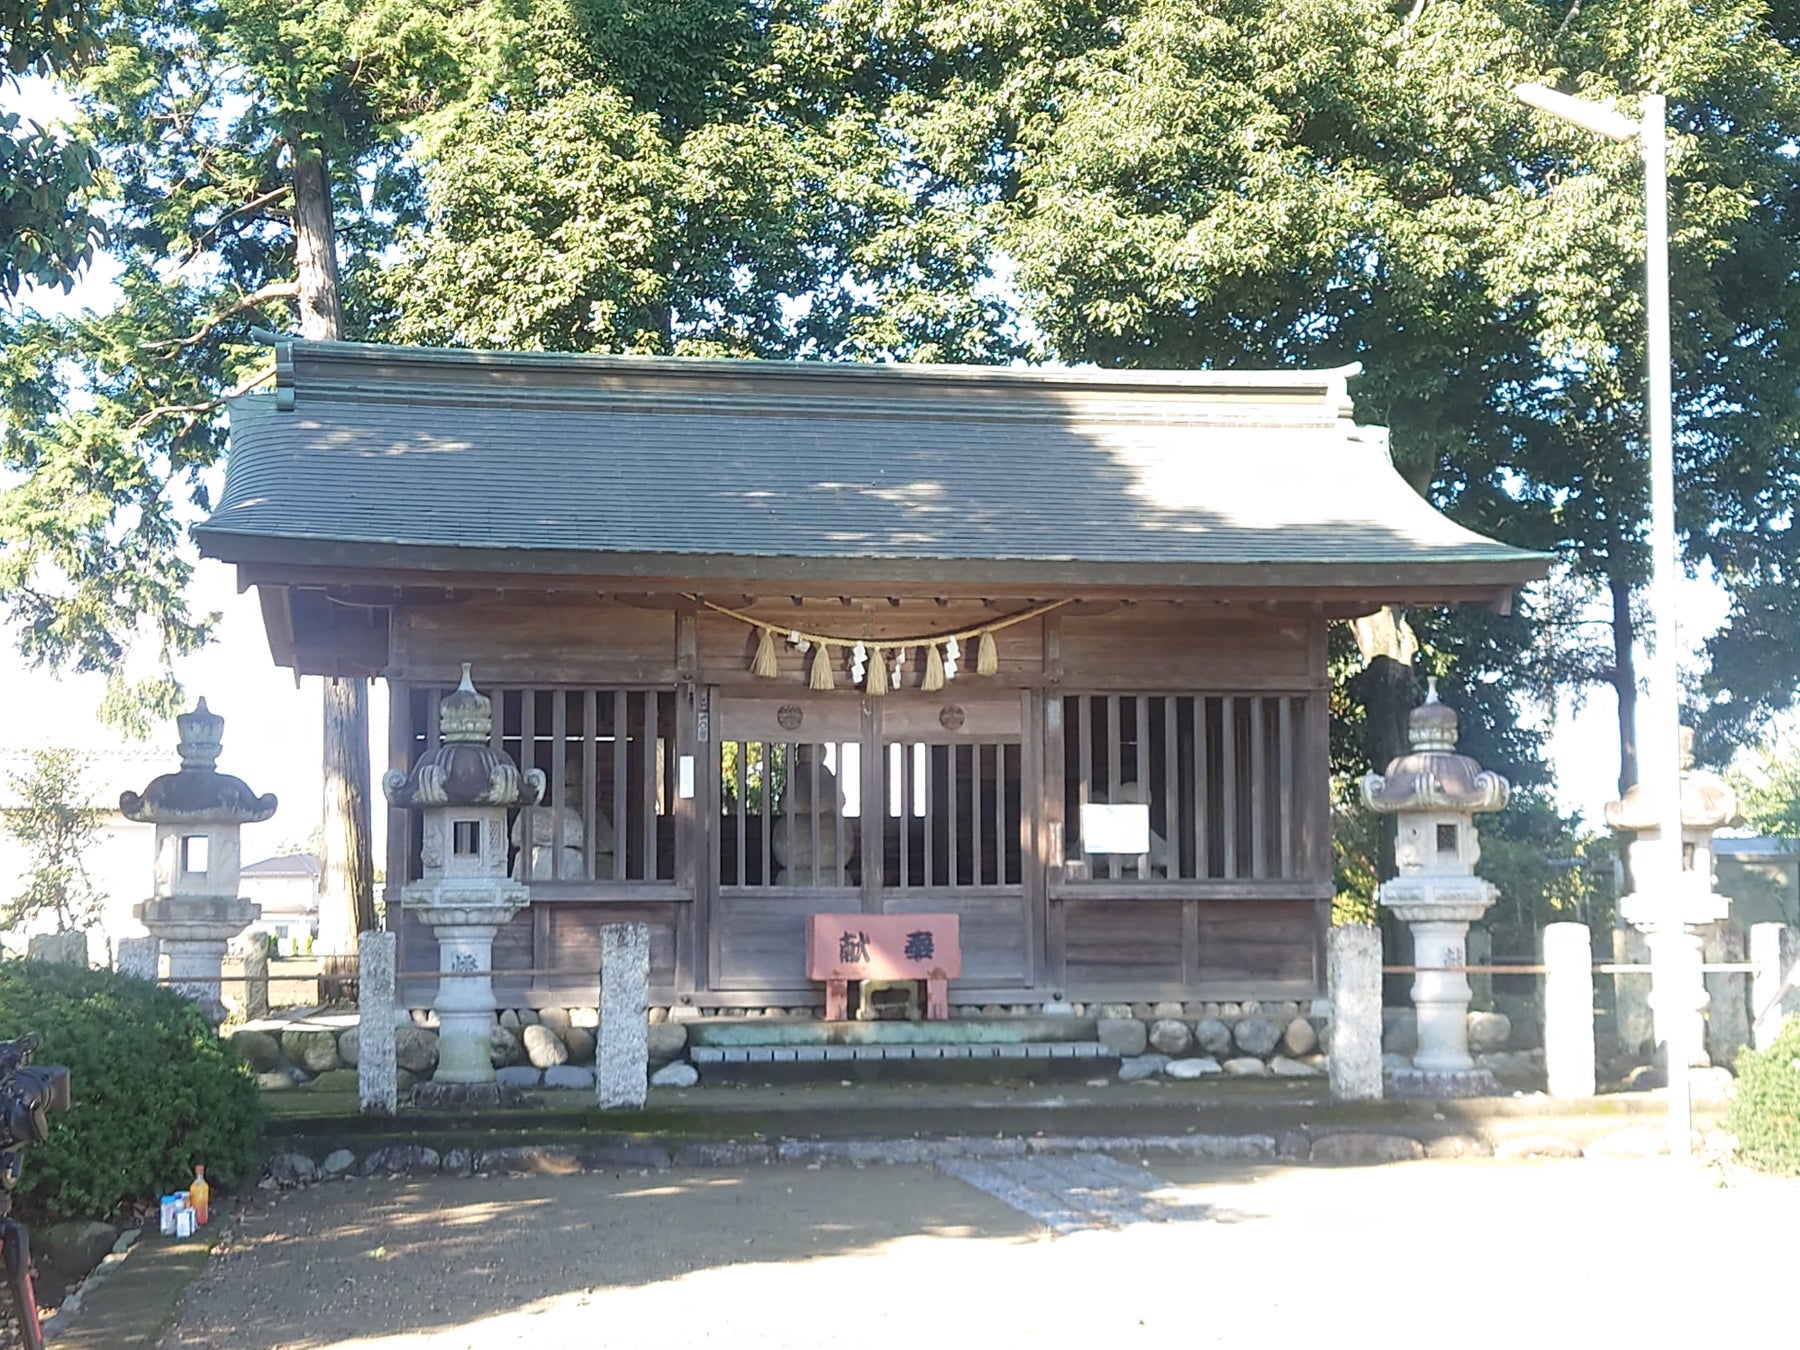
[1516,85,1690,1154]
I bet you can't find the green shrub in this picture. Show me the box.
[0,960,263,1221]
[1727,1013,1800,1176]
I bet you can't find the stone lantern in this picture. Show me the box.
[384,665,544,1089]
[1604,729,1742,1070]
[122,699,276,1022]
[1361,681,1509,1094]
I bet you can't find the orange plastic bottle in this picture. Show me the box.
[189,1165,210,1225]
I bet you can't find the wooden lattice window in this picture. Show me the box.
[407,686,677,884]
[1063,694,1308,882]
[718,739,861,889]
[883,741,1022,888]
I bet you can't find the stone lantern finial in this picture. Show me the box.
[438,664,493,744]
[176,697,225,770]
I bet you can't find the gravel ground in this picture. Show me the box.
[158,1157,1794,1349]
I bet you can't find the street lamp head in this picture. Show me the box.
[1513,83,1641,142]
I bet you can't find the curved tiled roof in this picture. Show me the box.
[198,341,1545,590]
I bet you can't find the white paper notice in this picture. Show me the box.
[678,755,695,800]
[1080,803,1150,855]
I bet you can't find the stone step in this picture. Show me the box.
[691,1042,1114,1064]
[687,1015,1097,1048]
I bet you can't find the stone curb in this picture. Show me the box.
[263,1121,1692,1185]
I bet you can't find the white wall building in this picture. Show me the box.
[239,851,322,950]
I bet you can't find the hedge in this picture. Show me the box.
[0,960,263,1221]
[1726,1013,1800,1176]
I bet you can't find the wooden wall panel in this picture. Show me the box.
[1059,612,1318,689]
[540,903,680,998]
[1192,901,1319,985]
[880,892,1031,985]
[713,894,849,989]
[1060,900,1186,987]
[392,602,676,684]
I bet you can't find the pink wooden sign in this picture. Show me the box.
[804,913,962,981]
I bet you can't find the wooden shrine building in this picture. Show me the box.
[198,341,1546,1011]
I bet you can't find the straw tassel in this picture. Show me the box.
[751,627,779,679]
[809,645,835,690]
[864,650,889,696]
[976,630,999,676]
[922,642,945,692]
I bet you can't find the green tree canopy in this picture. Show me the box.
[1,747,106,933]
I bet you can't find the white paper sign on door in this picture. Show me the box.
[1080,803,1150,855]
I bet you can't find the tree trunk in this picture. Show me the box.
[320,673,376,936]
[291,133,374,994]
[1610,573,1638,798]
[291,139,344,343]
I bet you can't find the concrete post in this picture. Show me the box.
[1327,924,1383,1101]
[1543,923,1595,1099]
[116,936,159,983]
[1750,923,1800,1051]
[598,923,650,1109]
[358,930,398,1117]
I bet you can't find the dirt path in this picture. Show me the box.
[158,1158,1793,1349]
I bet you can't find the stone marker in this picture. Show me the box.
[242,947,270,1021]
[1542,922,1594,1099]
[358,930,398,1116]
[28,931,90,966]
[598,922,650,1109]
[1328,924,1382,1101]
[1612,925,1653,1059]
[116,936,159,982]
[1702,923,1750,1068]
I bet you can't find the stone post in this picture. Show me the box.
[358,930,398,1117]
[242,947,271,1021]
[116,936,159,983]
[384,665,542,1097]
[1611,926,1653,1060]
[1327,924,1383,1101]
[598,923,650,1110]
[1361,682,1509,1096]
[1701,924,1750,1069]
[1542,923,1595,1099]
[26,932,89,966]
[1750,923,1800,1051]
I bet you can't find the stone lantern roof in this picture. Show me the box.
[1603,728,1742,834]
[119,699,278,824]
[383,664,544,809]
[1360,680,1509,815]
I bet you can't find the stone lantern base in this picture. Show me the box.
[1380,876,1497,1093]
[405,888,529,1085]
[135,894,261,1024]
